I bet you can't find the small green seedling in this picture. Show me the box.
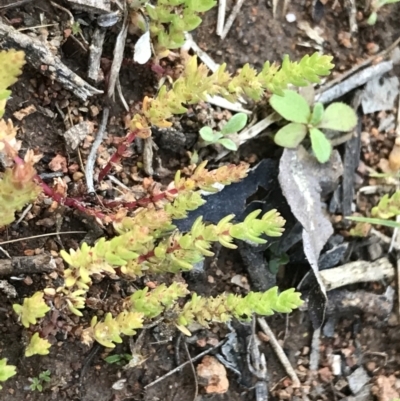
[270,89,357,163]
[104,353,133,366]
[0,358,16,389]
[29,370,51,392]
[367,0,400,25]
[199,112,248,152]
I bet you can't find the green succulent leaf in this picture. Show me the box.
[25,333,51,357]
[274,123,308,148]
[270,90,311,123]
[317,102,357,131]
[167,30,186,49]
[309,127,331,163]
[221,113,248,134]
[13,292,50,328]
[309,102,324,126]
[218,138,238,151]
[186,0,217,12]
[0,358,16,389]
[181,10,202,31]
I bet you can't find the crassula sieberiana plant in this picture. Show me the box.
[130,52,334,133]
[129,0,216,56]
[3,46,335,373]
[99,52,335,180]
[0,50,42,227]
[12,160,303,354]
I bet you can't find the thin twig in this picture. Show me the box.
[309,328,321,372]
[18,24,59,31]
[144,339,226,389]
[346,0,358,35]
[370,228,400,251]
[85,107,110,194]
[116,76,129,111]
[316,35,400,96]
[216,0,226,36]
[0,231,86,246]
[0,0,33,9]
[15,204,32,225]
[50,1,74,24]
[316,61,393,104]
[88,27,106,81]
[220,0,246,40]
[257,318,301,388]
[319,257,394,291]
[183,341,198,401]
[107,5,129,99]
[175,333,182,366]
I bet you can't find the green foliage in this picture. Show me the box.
[25,333,51,357]
[71,21,82,36]
[29,370,51,392]
[13,292,50,328]
[198,112,248,152]
[104,353,133,366]
[177,287,303,327]
[371,190,400,219]
[90,311,144,348]
[0,358,16,390]
[86,283,303,348]
[271,90,357,163]
[0,50,41,229]
[129,0,216,56]
[0,158,42,228]
[0,49,25,118]
[131,53,334,134]
[367,0,400,25]
[347,190,400,230]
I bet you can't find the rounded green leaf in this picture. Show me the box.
[274,123,308,148]
[310,127,332,163]
[221,113,248,134]
[218,138,238,151]
[309,102,324,126]
[318,102,357,131]
[199,126,216,142]
[270,90,311,124]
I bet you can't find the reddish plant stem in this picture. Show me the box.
[35,176,108,221]
[98,130,138,183]
[103,188,178,209]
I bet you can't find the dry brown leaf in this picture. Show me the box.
[13,104,37,121]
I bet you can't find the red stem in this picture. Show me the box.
[98,130,138,183]
[35,176,108,221]
[103,188,178,209]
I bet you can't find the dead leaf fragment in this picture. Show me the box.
[13,104,37,121]
[63,121,94,150]
[373,375,399,401]
[279,147,343,328]
[49,154,68,172]
[197,356,229,394]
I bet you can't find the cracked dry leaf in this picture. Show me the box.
[278,147,343,328]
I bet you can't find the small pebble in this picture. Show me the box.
[285,13,296,22]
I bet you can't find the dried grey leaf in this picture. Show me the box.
[63,121,93,150]
[279,147,343,327]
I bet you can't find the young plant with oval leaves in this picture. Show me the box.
[270,89,358,163]
[198,112,248,151]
